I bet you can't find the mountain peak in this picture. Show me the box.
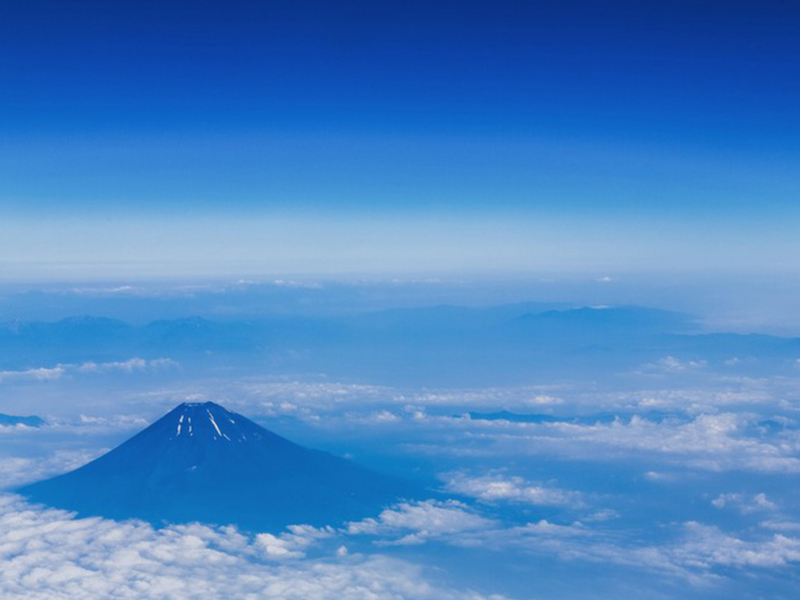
[165,402,256,443]
[19,402,418,530]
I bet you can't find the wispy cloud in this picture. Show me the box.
[0,358,178,384]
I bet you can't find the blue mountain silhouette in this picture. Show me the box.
[0,413,45,427]
[19,402,416,530]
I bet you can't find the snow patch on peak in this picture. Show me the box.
[208,410,223,437]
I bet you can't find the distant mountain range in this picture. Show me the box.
[19,402,417,531]
[0,413,45,427]
[1,305,798,385]
[466,410,686,425]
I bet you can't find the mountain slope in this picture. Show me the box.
[19,402,416,531]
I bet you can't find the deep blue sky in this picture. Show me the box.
[1,1,798,276]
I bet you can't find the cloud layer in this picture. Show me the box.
[0,495,504,600]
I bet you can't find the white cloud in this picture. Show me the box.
[255,525,336,560]
[345,501,495,546]
[76,358,178,374]
[0,423,43,434]
[441,472,585,508]
[272,279,323,289]
[334,495,800,586]
[0,358,178,384]
[448,519,800,585]
[524,394,563,406]
[69,285,143,295]
[415,412,800,474]
[0,366,67,383]
[671,522,800,570]
[640,356,708,374]
[0,450,104,488]
[711,493,778,514]
[760,520,800,533]
[0,495,507,600]
[76,413,150,428]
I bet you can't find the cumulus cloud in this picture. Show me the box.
[531,519,800,583]
[411,411,800,474]
[524,394,563,406]
[441,472,585,508]
[345,501,495,546]
[2,480,798,593]
[448,518,800,586]
[0,495,507,600]
[342,502,800,586]
[255,524,336,560]
[711,493,778,514]
[670,521,800,570]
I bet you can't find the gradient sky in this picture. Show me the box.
[1,0,798,278]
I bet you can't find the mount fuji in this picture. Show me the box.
[19,402,418,531]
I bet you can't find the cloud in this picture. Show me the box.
[334,495,800,586]
[441,472,585,508]
[343,506,798,585]
[520,519,800,583]
[760,520,800,533]
[255,525,337,560]
[76,358,178,374]
[412,412,800,473]
[271,279,324,289]
[524,394,563,406]
[711,493,778,514]
[0,358,178,383]
[640,356,708,374]
[0,366,67,383]
[446,519,800,586]
[0,450,104,488]
[69,285,143,295]
[345,501,495,546]
[76,414,151,429]
[0,495,507,600]
[671,522,800,570]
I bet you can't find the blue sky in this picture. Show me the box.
[1,1,798,276]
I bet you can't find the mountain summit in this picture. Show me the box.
[19,402,416,530]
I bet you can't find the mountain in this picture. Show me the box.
[0,413,45,427]
[508,306,697,339]
[19,402,417,531]
[466,410,684,426]
[3,305,799,386]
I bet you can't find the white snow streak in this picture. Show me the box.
[207,410,223,438]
